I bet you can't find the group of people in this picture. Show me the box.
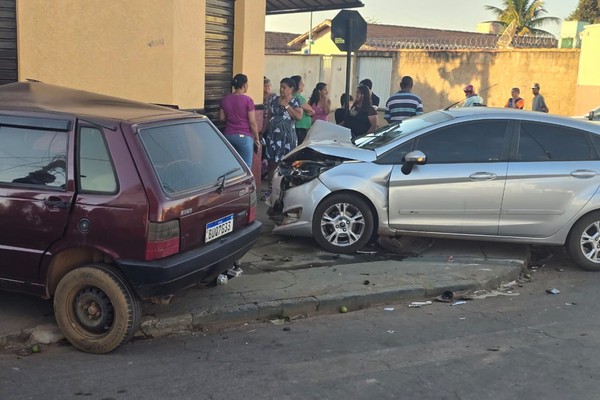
[504,83,549,113]
[218,72,552,200]
[219,73,336,199]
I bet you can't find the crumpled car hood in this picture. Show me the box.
[285,119,376,162]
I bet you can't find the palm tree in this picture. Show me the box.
[485,0,561,36]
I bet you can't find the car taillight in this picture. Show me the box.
[248,188,257,223]
[146,220,180,260]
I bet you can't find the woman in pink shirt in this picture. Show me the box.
[308,82,331,124]
[219,74,260,168]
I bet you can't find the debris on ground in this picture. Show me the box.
[270,318,286,326]
[434,290,470,302]
[451,300,467,306]
[546,288,560,295]
[384,307,395,311]
[408,301,432,308]
[465,290,520,300]
[435,290,455,302]
[339,306,348,313]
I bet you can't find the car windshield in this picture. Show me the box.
[354,111,453,150]
[139,120,245,194]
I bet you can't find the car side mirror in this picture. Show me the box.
[589,111,595,121]
[401,150,426,175]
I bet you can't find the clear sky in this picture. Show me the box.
[265,0,581,38]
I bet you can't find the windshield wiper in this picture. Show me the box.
[216,167,241,194]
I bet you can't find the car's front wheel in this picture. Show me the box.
[312,193,374,253]
[54,264,141,353]
[567,212,600,271]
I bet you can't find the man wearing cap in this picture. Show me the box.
[461,84,484,107]
[531,83,549,113]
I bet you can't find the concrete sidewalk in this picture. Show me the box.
[0,241,528,347]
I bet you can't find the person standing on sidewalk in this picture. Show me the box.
[308,82,331,124]
[359,78,380,108]
[219,74,260,168]
[342,85,378,138]
[290,75,314,144]
[461,84,484,107]
[531,83,549,113]
[504,87,525,109]
[384,76,423,123]
[263,77,303,201]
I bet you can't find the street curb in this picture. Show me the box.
[142,263,524,337]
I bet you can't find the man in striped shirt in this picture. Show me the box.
[384,76,423,123]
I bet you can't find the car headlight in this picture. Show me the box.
[277,159,338,188]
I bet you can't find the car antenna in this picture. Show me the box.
[443,83,498,111]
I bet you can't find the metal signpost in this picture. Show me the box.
[331,10,367,120]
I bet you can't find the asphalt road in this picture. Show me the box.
[2,247,600,400]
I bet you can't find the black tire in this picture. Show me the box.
[54,264,141,354]
[567,212,600,271]
[312,193,374,254]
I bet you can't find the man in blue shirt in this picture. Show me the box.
[384,76,423,123]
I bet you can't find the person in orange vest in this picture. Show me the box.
[504,87,525,109]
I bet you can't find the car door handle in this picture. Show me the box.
[469,172,497,181]
[570,170,597,179]
[44,197,70,209]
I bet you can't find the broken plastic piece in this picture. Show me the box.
[546,288,560,295]
[408,301,432,308]
[451,300,467,306]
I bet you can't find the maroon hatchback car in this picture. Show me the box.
[0,82,261,353]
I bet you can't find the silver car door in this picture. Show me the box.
[388,120,511,235]
[500,121,600,237]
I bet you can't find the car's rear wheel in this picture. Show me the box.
[54,264,141,354]
[567,212,600,271]
[312,193,374,254]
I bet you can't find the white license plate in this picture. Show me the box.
[205,214,234,243]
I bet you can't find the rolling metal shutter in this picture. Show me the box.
[205,0,234,129]
[0,0,17,85]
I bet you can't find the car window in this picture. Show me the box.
[139,120,245,194]
[517,122,596,161]
[414,120,509,164]
[79,127,117,193]
[0,126,67,188]
[355,111,453,150]
[376,139,414,164]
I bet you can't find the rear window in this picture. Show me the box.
[139,120,245,194]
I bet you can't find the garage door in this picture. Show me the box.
[205,0,234,129]
[0,0,17,85]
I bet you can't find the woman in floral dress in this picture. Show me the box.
[263,77,302,197]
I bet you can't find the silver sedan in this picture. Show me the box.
[268,108,600,271]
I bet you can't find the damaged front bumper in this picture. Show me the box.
[268,174,331,238]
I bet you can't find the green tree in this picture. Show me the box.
[485,0,561,36]
[567,0,600,23]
